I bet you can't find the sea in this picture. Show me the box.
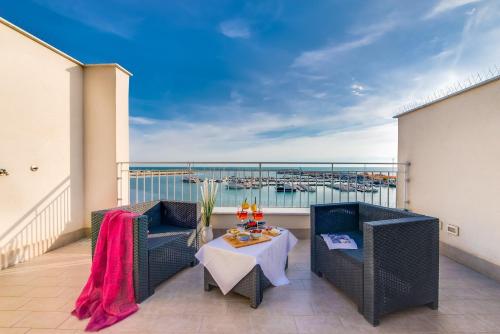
[127,166,398,208]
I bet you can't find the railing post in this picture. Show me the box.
[258,163,262,206]
[117,162,122,206]
[404,162,410,210]
[331,163,334,203]
[150,170,153,201]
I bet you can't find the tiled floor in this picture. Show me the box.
[0,239,499,333]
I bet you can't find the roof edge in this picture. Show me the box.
[394,73,500,119]
[0,16,84,66]
[1,17,132,76]
[85,63,133,76]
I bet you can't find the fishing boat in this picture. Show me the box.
[226,182,245,190]
[182,176,202,183]
[276,183,296,192]
[330,182,356,192]
[248,182,261,189]
[356,184,379,193]
[296,184,316,192]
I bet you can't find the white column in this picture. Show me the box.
[83,65,131,226]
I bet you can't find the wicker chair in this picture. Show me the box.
[91,200,200,303]
[311,202,439,326]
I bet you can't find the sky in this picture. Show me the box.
[2,0,499,162]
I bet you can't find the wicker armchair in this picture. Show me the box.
[91,200,200,303]
[311,202,439,326]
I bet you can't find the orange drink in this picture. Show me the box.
[236,210,248,221]
[253,210,264,221]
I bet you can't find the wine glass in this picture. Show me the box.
[252,207,264,230]
[252,209,264,222]
[236,208,248,226]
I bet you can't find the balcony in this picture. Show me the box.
[119,162,403,208]
[2,14,500,334]
[2,161,499,332]
[117,161,405,238]
[1,235,499,333]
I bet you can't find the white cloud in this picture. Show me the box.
[396,3,500,113]
[466,7,477,15]
[130,116,157,125]
[219,19,251,39]
[230,90,244,104]
[131,114,397,162]
[34,0,141,38]
[424,0,481,19]
[430,49,456,61]
[292,18,397,69]
[351,84,366,96]
[130,0,500,163]
[313,92,327,99]
[292,35,375,68]
[298,89,327,99]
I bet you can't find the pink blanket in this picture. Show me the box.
[72,210,139,331]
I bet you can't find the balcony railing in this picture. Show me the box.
[116,162,409,209]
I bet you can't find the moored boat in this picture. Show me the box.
[226,182,245,189]
[276,183,296,192]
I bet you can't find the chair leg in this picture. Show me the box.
[364,314,380,327]
[136,288,154,303]
[427,300,438,310]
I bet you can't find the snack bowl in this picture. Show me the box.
[250,229,262,240]
[246,220,258,229]
[237,232,250,242]
[269,228,281,237]
[227,228,240,239]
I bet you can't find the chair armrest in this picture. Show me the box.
[90,209,151,302]
[362,216,439,269]
[90,210,146,255]
[131,215,150,302]
[362,216,439,322]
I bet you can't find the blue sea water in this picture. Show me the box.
[127,166,397,208]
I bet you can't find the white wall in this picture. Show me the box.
[0,20,84,267]
[0,18,131,268]
[83,65,131,226]
[397,78,500,267]
[115,69,131,207]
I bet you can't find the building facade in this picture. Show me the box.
[396,76,500,281]
[0,18,130,269]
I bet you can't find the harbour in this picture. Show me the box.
[128,167,398,208]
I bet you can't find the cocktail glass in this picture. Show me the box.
[236,209,248,225]
[252,210,264,222]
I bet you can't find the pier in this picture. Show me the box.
[130,169,194,177]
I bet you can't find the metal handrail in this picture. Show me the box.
[118,161,408,165]
[116,161,407,210]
